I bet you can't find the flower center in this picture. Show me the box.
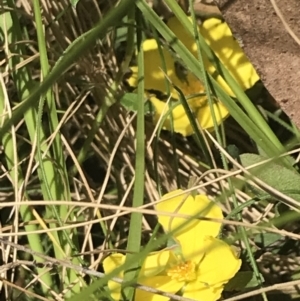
[167,260,197,282]
[181,80,204,97]
[179,76,207,108]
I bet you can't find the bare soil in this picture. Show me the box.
[217,0,300,127]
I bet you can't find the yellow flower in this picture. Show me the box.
[103,190,241,301]
[128,17,259,136]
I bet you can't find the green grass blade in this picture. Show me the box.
[123,9,144,301]
[0,1,54,293]
[32,0,83,294]
[0,77,54,294]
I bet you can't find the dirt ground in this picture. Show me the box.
[216,0,300,127]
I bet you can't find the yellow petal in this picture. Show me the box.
[183,281,221,301]
[149,97,193,136]
[141,250,171,277]
[150,97,228,136]
[127,66,138,87]
[127,39,181,95]
[103,251,172,300]
[197,237,241,287]
[157,190,223,236]
[200,18,259,93]
[167,17,196,55]
[196,101,229,130]
[167,16,259,95]
[102,253,125,300]
[172,113,194,136]
[156,190,223,258]
[149,97,184,120]
[135,276,182,301]
[178,238,241,301]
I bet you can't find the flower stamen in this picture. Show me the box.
[167,260,197,282]
[180,80,204,98]
[177,75,207,110]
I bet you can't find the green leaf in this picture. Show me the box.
[240,153,300,202]
[120,93,151,113]
[225,271,264,291]
[253,232,282,248]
